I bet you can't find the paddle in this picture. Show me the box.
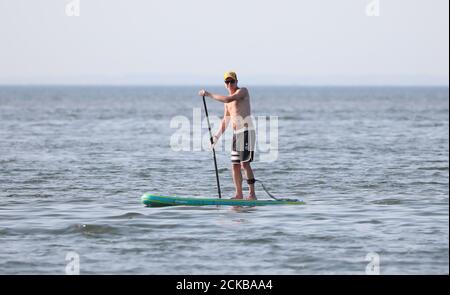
[202,95,222,199]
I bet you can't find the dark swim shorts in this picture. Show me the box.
[230,128,256,164]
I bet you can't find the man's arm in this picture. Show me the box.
[202,88,248,103]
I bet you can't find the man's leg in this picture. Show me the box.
[241,162,256,200]
[232,163,244,199]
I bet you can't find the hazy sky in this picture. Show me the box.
[0,0,448,85]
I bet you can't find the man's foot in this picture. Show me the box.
[246,195,257,200]
[230,195,244,200]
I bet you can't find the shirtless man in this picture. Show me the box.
[198,71,257,200]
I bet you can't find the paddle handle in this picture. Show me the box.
[203,96,222,199]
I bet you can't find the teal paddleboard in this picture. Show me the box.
[141,194,305,207]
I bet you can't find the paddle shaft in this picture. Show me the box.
[202,96,222,199]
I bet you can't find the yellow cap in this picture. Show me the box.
[224,71,238,81]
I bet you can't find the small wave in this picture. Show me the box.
[64,223,121,236]
[305,234,337,242]
[371,198,403,205]
[0,158,17,164]
[417,166,448,171]
[153,223,180,229]
[408,181,448,185]
[271,230,293,237]
[235,237,277,244]
[412,123,445,128]
[4,194,21,198]
[356,219,383,224]
[107,212,145,219]
[24,193,54,199]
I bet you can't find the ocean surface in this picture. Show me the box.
[0,86,448,274]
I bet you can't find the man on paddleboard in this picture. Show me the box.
[199,72,257,200]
